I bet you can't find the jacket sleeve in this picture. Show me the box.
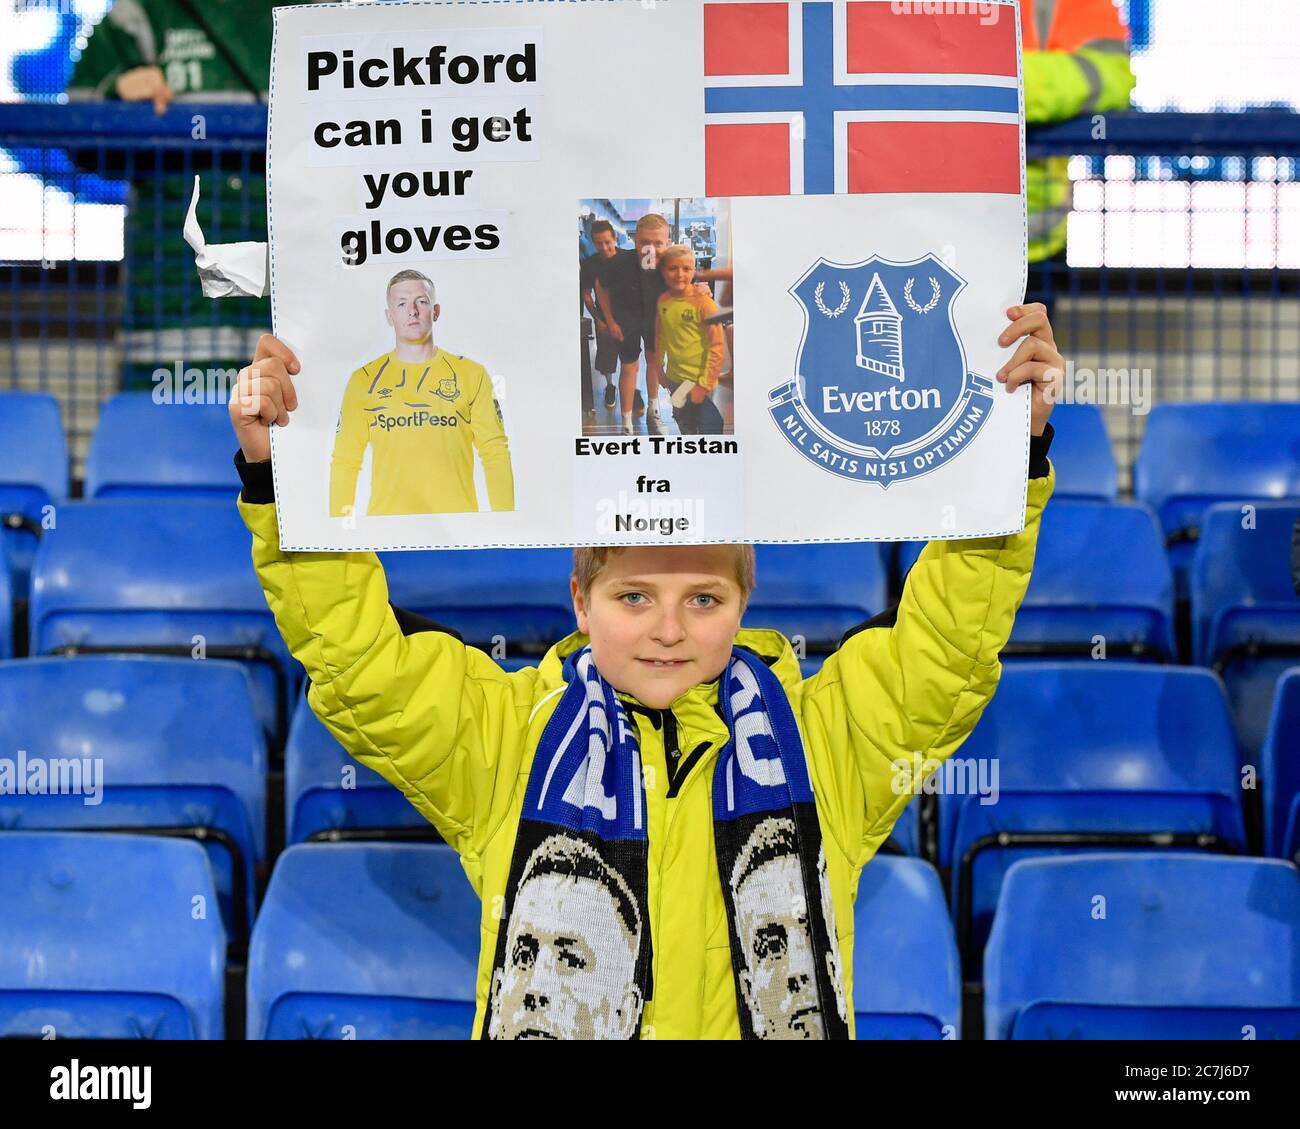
[328,370,369,518]
[801,460,1054,868]
[67,2,152,99]
[1023,46,1135,122]
[237,459,535,858]
[701,295,726,391]
[470,365,515,512]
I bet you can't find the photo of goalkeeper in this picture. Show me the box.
[329,270,515,517]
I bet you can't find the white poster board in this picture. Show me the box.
[266,0,1028,551]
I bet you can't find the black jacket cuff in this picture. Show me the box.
[234,449,276,504]
[1028,421,1054,480]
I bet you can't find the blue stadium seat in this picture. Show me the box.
[0,832,226,1038]
[883,803,919,857]
[1191,501,1300,754]
[946,663,1246,970]
[0,656,265,940]
[379,547,575,667]
[985,855,1300,1040]
[1262,668,1300,863]
[901,502,1175,661]
[286,691,435,845]
[85,394,240,499]
[28,499,297,741]
[1134,402,1300,597]
[852,857,959,1039]
[1011,501,1175,660]
[893,539,926,584]
[746,543,888,656]
[248,843,479,1039]
[0,391,68,594]
[1040,404,1118,501]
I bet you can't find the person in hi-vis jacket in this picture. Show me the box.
[329,270,515,517]
[1020,0,1136,263]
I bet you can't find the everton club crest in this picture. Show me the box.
[768,254,994,487]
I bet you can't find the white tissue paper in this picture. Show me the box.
[183,174,270,298]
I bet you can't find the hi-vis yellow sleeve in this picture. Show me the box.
[801,467,1055,868]
[470,365,515,512]
[239,497,538,860]
[328,369,369,517]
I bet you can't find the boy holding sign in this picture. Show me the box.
[231,304,1061,1039]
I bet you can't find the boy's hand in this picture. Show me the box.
[689,384,708,404]
[996,302,1063,437]
[608,320,624,343]
[115,66,173,115]
[230,334,300,463]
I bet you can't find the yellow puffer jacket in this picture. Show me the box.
[239,467,1053,1039]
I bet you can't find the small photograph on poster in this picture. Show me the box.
[578,198,734,439]
[328,266,515,519]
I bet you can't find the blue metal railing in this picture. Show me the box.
[2,105,1298,483]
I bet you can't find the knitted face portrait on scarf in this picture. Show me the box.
[488,833,645,1040]
[731,817,842,1039]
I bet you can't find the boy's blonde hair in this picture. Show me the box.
[634,213,671,237]
[658,244,696,273]
[573,545,756,605]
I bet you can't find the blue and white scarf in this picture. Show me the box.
[482,645,849,1040]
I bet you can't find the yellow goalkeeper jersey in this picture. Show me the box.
[329,349,515,517]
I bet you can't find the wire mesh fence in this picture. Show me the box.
[2,104,1298,487]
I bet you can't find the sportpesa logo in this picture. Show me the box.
[768,254,994,487]
[370,409,460,431]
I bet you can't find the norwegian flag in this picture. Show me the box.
[704,0,1022,196]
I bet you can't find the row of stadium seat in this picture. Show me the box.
[4,493,1297,752]
[3,655,1297,959]
[2,834,1295,1039]
[8,391,1298,587]
[14,391,1300,518]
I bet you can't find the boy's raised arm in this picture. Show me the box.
[803,448,1054,866]
[231,338,535,860]
[801,304,1064,866]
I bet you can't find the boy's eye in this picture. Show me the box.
[691,594,717,608]
[620,592,645,606]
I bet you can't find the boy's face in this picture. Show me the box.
[571,545,745,708]
[662,257,694,295]
[385,279,437,343]
[593,230,618,258]
[634,225,671,271]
